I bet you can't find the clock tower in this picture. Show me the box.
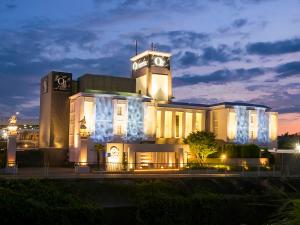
[131,50,172,102]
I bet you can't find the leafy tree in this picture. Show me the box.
[94,143,105,165]
[184,131,217,165]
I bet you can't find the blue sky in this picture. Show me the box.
[0,0,300,134]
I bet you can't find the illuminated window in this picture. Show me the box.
[164,111,172,138]
[249,112,258,140]
[116,125,123,135]
[195,113,202,131]
[227,111,236,140]
[117,105,123,116]
[156,111,162,138]
[269,114,277,141]
[185,112,193,137]
[175,112,183,138]
[151,74,168,101]
[213,112,218,136]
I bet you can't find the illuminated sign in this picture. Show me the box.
[53,73,72,91]
[132,60,148,71]
[153,56,166,67]
[109,146,120,163]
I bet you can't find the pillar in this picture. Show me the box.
[6,135,17,174]
[75,137,90,173]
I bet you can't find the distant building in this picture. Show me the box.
[0,118,39,148]
[39,50,278,170]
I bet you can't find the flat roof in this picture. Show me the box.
[78,73,132,80]
[209,102,271,109]
[130,50,172,61]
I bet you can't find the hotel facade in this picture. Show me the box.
[39,50,278,170]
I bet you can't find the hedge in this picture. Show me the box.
[223,143,260,158]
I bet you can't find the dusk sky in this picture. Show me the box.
[0,0,300,134]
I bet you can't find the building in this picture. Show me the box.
[0,118,39,148]
[39,50,278,170]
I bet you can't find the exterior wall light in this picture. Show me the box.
[296,143,300,152]
[220,154,227,162]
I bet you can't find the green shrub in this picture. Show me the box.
[223,143,260,158]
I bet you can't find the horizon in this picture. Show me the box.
[0,0,300,135]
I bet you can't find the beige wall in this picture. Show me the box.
[155,107,206,143]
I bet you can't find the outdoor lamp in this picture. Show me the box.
[220,154,227,162]
[296,143,300,152]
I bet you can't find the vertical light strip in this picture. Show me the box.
[93,96,114,143]
[234,106,249,144]
[256,107,269,145]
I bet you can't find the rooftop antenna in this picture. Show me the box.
[151,42,154,51]
[135,40,138,55]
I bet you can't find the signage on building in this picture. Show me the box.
[53,73,72,91]
[132,56,149,71]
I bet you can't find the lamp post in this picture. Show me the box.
[75,116,91,173]
[6,114,18,174]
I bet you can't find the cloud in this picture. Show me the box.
[247,38,300,55]
[176,44,241,67]
[232,18,248,28]
[164,31,209,49]
[178,51,200,66]
[276,61,300,78]
[173,67,265,87]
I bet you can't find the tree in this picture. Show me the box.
[94,143,105,165]
[184,131,217,165]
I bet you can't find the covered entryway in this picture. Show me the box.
[105,143,189,171]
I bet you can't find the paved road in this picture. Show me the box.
[0,167,284,179]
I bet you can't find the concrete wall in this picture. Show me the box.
[78,74,136,93]
[39,71,72,148]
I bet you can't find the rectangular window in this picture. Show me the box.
[156,111,162,138]
[185,112,193,137]
[176,115,179,137]
[213,112,218,136]
[195,113,202,131]
[116,124,123,135]
[164,111,172,138]
[175,112,183,138]
[117,105,123,116]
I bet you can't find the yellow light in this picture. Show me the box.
[296,143,300,152]
[24,144,28,148]
[220,154,227,161]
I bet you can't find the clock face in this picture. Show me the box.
[53,74,71,91]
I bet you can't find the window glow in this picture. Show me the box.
[151,74,168,101]
[269,113,277,141]
[248,111,258,140]
[195,113,202,131]
[227,111,236,140]
[185,112,193,137]
[164,111,172,138]
[175,112,183,138]
[156,111,162,138]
